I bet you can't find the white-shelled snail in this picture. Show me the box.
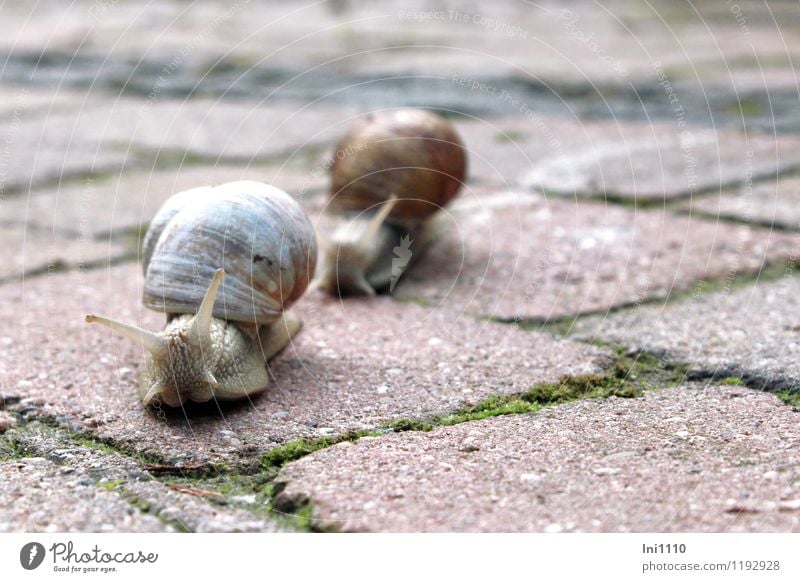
[85,181,317,408]
[315,109,467,296]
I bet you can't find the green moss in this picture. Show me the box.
[720,376,746,386]
[494,130,526,143]
[96,479,125,490]
[392,295,436,308]
[777,390,800,409]
[119,491,193,533]
[728,97,762,118]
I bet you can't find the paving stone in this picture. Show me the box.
[523,128,800,201]
[572,275,800,391]
[0,457,168,533]
[56,98,357,162]
[0,223,129,282]
[393,190,798,321]
[5,164,327,240]
[681,175,800,230]
[0,115,130,194]
[0,423,286,532]
[0,263,609,465]
[275,384,800,532]
[1,94,353,194]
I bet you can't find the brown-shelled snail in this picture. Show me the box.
[85,181,317,407]
[314,108,467,296]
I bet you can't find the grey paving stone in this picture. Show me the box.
[393,190,798,321]
[681,175,800,230]
[572,275,800,391]
[275,385,800,532]
[0,423,286,532]
[523,128,800,201]
[0,223,129,281]
[0,263,609,465]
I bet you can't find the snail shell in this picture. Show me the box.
[329,108,467,228]
[86,181,317,407]
[316,109,466,296]
[143,180,317,324]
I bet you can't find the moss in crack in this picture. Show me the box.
[720,376,746,387]
[0,431,33,462]
[19,415,169,467]
[141,348,692,529]
[118,490,193,533]
[777,390,800,410]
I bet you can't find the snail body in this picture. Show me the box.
[316,109,467,296]
[86,181,317,407]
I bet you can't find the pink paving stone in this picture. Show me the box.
[572,275,800,389]
[392,190,798,322]
[681,175,800,230]
[523,128,800,201]
[0,263,609,465]
[0,223,129,281]
[46,98,358,162]
[6,164,327,239]
[274,385,800,532]
[457,118,800,204]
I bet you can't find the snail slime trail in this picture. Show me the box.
[316,109,467,297]
[85,181,317,407]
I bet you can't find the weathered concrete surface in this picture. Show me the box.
[0,263,609,465]
[524,129,800,201]
[0,424,286,533]
[275,385,800,532]
[682,176,800,230]
[394,190,798,321]
[573,275,800,391]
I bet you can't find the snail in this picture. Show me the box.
[314,109,467,296]
[85,181,317,408]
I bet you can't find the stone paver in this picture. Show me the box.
[523,129,800,201]
[682,175,800,230]
[0,423,286,533]
[393,190,798,321]
[0,223,129,282]
[0,263,609,465]
[0,457,166,533]
[275,385,800,532]
[4,164,326,240]
[573,275,800,391]
[1,96,353,194]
